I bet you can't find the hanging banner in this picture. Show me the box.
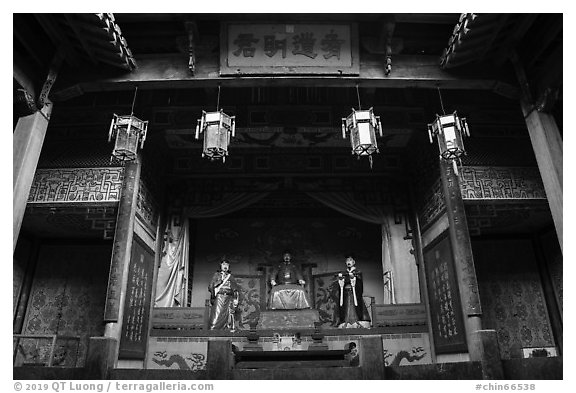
[220,23,359,75]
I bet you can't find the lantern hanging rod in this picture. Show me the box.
[437,86,446,115]
[355,83,361,110]
[130,86,138,116]
[216,83,221,112]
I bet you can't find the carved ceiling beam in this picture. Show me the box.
[52,54,519,101]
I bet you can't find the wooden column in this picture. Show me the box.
[207,340,232,379]
[410,209,437,363]
[439,160,483,361]
[257,263,273,309]
[85,337,117,379]
[301,263,316,308]
[471,330,504,380]
[13,236,41,333]
[521,105,562,252]
[512,53,563,252]
[360,336,385,379]
[103,156,141,363]
[532,233,563,354]
[13,103,52,252]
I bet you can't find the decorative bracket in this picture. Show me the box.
[37,48,65,111]
[185,21,198,75]
[14,89,38,117]
[536,87,559,113]
[381,16,395,76]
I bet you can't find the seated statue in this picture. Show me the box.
[269,250,311,310]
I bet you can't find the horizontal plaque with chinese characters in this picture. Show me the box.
[220,23,359,75]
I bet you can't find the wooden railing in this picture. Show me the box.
[151,304,210,330]
[151,302,427,331]
[370,303,427,327]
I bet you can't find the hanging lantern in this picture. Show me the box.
[108,87,148,162]
[341,85,384,168]
[195,84,235,162]
[341,107,383,163]
[195,109,236,162]
[427,111,470,160]
[108,114,148,162]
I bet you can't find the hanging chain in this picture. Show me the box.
[356,84,362,110]
[217,84,221,111]
[130,86,138,116]
[437,86,446,115]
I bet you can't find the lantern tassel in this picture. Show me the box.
[108,115,116,142]
[140,121,148,149]
[199,111,205,135]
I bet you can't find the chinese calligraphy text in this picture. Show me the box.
[221,23,358,75]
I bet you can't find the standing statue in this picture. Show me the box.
[331,255,371,328]
[208,259,240,330]
[269,250,311,310]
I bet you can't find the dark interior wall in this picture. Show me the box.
[19,243,111,366]
[13,236,33,316]
[190,216,383,307]
[472,238,556,359]
[538,230,562,316]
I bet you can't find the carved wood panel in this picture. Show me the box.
[28,168,124,204]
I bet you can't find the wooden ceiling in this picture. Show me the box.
[14,13,562,105]
[440,14,562,107]
[14,13,562,151]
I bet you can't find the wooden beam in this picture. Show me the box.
[521,105,563,253]
[51,53,518,101]
[13,105,53,252]
[512,53,562,253]
[391,13,461,24]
